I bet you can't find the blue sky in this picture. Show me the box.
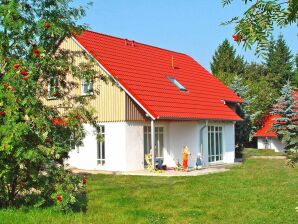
[75,0,297,72]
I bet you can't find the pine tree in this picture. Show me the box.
[229,76,254,147]
[272,81,298,165]
[211,39,245,76]
[294,54,298,87]
[265,35,294,87]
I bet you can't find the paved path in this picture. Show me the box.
[69,163,241,177]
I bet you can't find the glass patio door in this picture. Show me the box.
[144,126,164,164]
[208,126,223,162]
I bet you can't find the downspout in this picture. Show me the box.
[199,120,208,168]
[151,119,155,170]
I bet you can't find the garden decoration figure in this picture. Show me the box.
[182,146,190,171]
[196,153,202,169]
[145,152,152,171]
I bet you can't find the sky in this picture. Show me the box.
[74,0,298,72]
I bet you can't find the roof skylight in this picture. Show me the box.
[168,76,187,92]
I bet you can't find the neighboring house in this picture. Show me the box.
[254,114,285,152]
[255,90,298,152]
[46,30,243,171]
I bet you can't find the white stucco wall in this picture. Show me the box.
[257,137,285,152]
[166,121,201,168]
[222,122,236,163]
[66,122,127,171]
[66,120,236,171]
[125,122,145,171]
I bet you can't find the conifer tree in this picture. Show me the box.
[265,35,294,87]
[273,81,298,166]
[229,76,253,147]
[211,39,245,77]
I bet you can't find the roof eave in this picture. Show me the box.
[156,116,243,122]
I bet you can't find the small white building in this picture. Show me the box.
[52,30,244,171]
[255,114,285,152]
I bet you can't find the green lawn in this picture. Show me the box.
[0,159,297,224]
[243,148,286,159]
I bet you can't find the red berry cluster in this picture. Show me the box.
[82,176,87,185]
[20,71,28,76]
[13,64,20,70]
[52,117,67,126]
[56,194,62,202]
[33,49,40,57]
[0,111,6,117]
[232,34,245,42]
[44,22,51,29]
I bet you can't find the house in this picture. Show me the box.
[255,90,298,152]
[47,30,243,171]
[254,114,285,152]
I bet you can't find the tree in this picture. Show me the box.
[211,39,245,76]
[294,54,298,86]
[222,0,298,55]
[265,35,294,87]
[0,0,99,211]
[272,81,298,166]
[229,75,253,148]
[211,39,245,86]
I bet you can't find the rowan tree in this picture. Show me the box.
[222,0,298,56]
[0,0,100,211]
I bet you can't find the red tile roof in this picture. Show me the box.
[255,90,298,137]
[74,30,243,121]
[255,114,279,137]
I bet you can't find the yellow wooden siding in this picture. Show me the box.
[42,37,126,122]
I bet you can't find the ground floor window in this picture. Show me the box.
[144,126,164,159]
[208,125,223,162]
[97,126,105,165]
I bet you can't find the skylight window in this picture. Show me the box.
[167,76,187,92]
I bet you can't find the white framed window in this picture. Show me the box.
[144,126,164,159]
[208,125,223,162]
[70,132,76,150]
[167,76,187,92]
[48,77,59,99]
[81,79,93,95]
[97,126,105,165]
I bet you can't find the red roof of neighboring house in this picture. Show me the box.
[255,114,279,137]
[255,90,298,137]
[74,30,243,121]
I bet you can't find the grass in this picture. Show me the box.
[0,159,297,224]
[243,148,286,159]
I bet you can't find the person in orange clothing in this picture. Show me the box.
[182,146,190,171]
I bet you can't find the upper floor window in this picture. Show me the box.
[81,79,93,95]
[48,77,59,99]
[167,76,187,92]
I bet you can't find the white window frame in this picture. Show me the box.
[208,125,223,163]
[81,79,93,95]
[144,126,164,159]
[97,126,105,166]
[48,77,58,99]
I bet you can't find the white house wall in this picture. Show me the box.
[125,122,144,171]
[166,121,201,168]
[66,120,236,171]
[222,122,236,163]
[257,137,285,152]
[66,122,127,171]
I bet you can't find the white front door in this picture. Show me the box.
[208,125,223,162]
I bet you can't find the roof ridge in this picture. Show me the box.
[84,29,188,56]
